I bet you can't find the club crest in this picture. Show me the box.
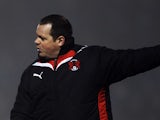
[68,59,80,71]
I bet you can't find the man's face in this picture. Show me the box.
[35,24,61,58]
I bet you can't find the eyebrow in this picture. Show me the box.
[38,35,46,40]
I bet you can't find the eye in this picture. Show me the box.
[38,35,46,41]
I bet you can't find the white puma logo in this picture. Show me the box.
[33,72,43,79]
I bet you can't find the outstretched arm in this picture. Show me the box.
[100,45,160,85]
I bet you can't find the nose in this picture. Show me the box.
[34,37,41,45]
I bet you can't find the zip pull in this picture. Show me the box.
[54,58,57,71]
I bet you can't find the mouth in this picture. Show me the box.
[37,48,42,54]
[37,48,40,52]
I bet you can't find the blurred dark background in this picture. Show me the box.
[0,0,160,120]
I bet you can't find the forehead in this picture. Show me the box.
[36,24,52,35]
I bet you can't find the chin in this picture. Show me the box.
[38,54,46,58]
[38,53,45,57]
[38,55,50,62]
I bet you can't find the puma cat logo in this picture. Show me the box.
[33,72,43,79]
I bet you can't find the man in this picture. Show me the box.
[11,14,160,120]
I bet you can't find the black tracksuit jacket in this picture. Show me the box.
[11,44,160,120]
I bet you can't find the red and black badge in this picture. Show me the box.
[68,59,80,71]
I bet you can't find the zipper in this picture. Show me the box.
[54,58,57,71]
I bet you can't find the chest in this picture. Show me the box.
[29,56,106,103]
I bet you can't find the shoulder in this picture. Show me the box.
[78,44,114,54]
[22,59,38,74]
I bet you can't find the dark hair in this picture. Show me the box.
[39,14,74,45]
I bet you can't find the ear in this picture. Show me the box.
[56,36,65,47]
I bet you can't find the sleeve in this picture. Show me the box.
[100,45,160,85]
[10,68,33,120]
